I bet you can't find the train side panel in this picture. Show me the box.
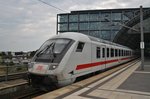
[57,41,92,86]
[91,42,106,73]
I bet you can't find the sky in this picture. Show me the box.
[0,0,150,52]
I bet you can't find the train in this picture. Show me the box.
[28,32,133,89]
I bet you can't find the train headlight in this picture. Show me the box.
[49,64,58,70]
[52,65,56,69]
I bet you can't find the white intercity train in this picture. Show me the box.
[28,32,133,88]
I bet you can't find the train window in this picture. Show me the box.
[107,48,109,57]
[121,50,123,56]
[102,48,105,58]
[111,48,114,57]
[120,49,121,56]
[130,51,131,56]
[120,50,122,56]
[96,47,101,58]
[115,49,118,57]
[119,49,121,56]
[129,51,131,56]
[123,50,125,56]
[124,50,125,56]
[76,42,85,52]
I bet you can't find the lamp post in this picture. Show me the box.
[5,58,9,81]
[140,6,144,70]
[105,6,144,70]
[118,6,145,70]
[117,6,144,70]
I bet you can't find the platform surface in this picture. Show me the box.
[35,58,150,99]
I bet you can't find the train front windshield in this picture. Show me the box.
[34,38,72,63]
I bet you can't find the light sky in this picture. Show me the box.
[0,0,150,52]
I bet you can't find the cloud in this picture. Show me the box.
[0,0,149,51]
[0,0,57,51]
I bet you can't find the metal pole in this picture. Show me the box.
[110,12,113,41]
[56,14,58,35]
[140,6,144,70]
[5,60,8,81]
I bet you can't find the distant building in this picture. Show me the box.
[0,51,29,65]
[57,7,150,42]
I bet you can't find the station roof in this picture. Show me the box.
[58,7,150,15]
[113,9,150,50]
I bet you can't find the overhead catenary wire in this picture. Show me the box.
[38,0,68,13]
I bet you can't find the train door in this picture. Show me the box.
[101,45,106,70]
[91,44,99,70]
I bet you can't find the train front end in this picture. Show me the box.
[28,37,74,90]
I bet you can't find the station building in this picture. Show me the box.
[57,7,150,56]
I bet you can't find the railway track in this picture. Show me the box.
[0,72,28,82]
[0,85,45,99]
[14,88,45,99]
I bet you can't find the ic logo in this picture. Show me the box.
[36,65,43,71]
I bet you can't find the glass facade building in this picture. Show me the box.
[57,8,149,41]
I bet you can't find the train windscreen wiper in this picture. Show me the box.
[36,43,54,57]
[49,43,56,62]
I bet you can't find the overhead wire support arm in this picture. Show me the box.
[116,23,140,32]
[105,18,139,32]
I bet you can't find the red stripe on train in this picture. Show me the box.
[76,57,130,70]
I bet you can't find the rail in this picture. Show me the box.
[14,88,45,99]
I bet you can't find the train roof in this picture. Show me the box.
[53,32,132,50]
[88,36,131,49]
[51,32,90,41]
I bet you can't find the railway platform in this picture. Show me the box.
[34,58,150,99]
